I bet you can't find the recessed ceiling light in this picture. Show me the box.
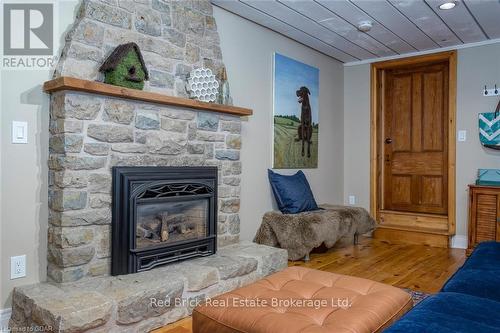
[357,21,373,32]
[439,2,456,10]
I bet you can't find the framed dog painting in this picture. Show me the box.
[273,53,319,169]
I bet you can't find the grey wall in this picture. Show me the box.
[1,70,50,309]
[344,64,371,211]
[214,7,345,242]
[1,1,80,310]
[455,44,500,237]
[0,63,3,310]
[343,43,500,246]
[1,4,344,309]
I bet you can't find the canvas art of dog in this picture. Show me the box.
[296,86,313,158]
[273,53,319,169]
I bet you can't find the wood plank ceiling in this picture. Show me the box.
[211,0,500,64]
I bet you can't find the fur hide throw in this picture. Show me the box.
[254,204,376,260]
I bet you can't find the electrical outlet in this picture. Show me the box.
[10,255,26,279]
[348,195,356,205]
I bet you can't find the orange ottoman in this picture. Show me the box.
[193,267,412,333]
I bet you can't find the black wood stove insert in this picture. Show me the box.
[111,166,217,275]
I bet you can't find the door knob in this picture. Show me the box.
[385,138,393,144]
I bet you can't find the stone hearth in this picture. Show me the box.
[10,242,287,332]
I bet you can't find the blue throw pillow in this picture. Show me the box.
[268,169,319,214]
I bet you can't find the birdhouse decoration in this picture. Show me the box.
[99,42,149,90]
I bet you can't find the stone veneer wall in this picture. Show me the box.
[56,0,225,98]
[48,92,242,282]
[47,0,242,283]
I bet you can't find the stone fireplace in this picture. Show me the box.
[112,166,218,275]
[9,1,288,331]
[44,0,247,282]
[46,90,244,283]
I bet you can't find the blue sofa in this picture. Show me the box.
[386,242,500,333]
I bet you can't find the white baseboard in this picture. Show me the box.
[0,308,11,332]
[451,235,467,249]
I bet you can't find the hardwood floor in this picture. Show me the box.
[153,237,466,333]
[154,318,192,333]
[288,237,465,293]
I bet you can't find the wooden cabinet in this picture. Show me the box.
[468,185,500,254]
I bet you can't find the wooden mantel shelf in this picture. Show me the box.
[43,76,253,117]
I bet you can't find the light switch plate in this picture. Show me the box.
[458,130,467,142]
[348,195,356,205]
[10,255,26,279]
[12,121,28,144]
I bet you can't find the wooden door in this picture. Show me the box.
[382,63,449,215]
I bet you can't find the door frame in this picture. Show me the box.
[370,51,457,237]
